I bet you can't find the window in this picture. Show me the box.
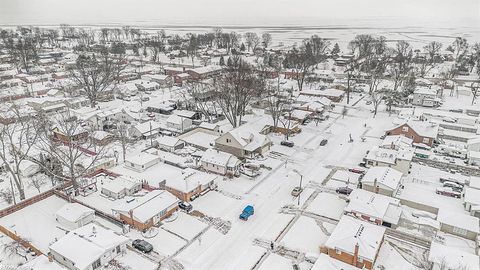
[92,259,101,269]
[422,138,429,144]
[453,226,467,236]
[335,249,341,254]
[358,257,363,263]
[402,126,409,132]
[116,245,121,253]
[226,138,231,143]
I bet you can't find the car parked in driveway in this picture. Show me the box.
[291,187,303,197]
[336,187,353,195]
[132,239,153,253]
[178,201,193,212]
[281,141,294,147]
[348,168,365,174]
[319,139,328,146]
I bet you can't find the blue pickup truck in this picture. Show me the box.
[239,205,254,221]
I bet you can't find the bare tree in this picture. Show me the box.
[244,32,261,52]
[69,53,125,108]
[212,56,263,127]
[370,90,385,118]
[283,44,314,91]
[4,36,39,72]
[182,81,219,123]
[186,34,199,67]
[470,82,479,105]
[0,105,39,201]
[34,110,108,193]
[28,174,46,194]
[3,239,31,262]
[417,41,443,77]
[262,33,272,48]
[115,123,130,163]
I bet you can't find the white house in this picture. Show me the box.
[361,166,403,196]
[156,136,185,152]
[410,87,440,107]
[129,121,161,139]
[215,128,272,159]
[364,146,413,175]
[428,242,479,270]
[464,187,480,217]
[49,224,129,270]
[166,114,192,132]
[125,152,159,172]
[437,208,480,240]
[101,176,142,199]
[200,148,241,176]
[55,203,95,229]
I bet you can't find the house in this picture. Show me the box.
[55,203,95,229]
[300,88,345,102]
[111,190,179,231]
[364,146,413,175]
[463,187,480,217]
[200,148,241,176]
[178,128,219,151]
[385,121,439,147]
[410,87,440,107]
[90,131,114,146]
[129,121,161,139]
[156,136,185,152]
[124,152,159,172]
[323,215,385,270]
[312,254,358,270]
[360,167,403,196]
[141,74,173,88]
[436,208,480,240]
[428,242,480,270]
[379,135,413,151]
[132,79,159,92]
[164,169,218,201]
[467,137,480,152]
[215,127,272,159]
[186,66,223,80]
[345,189,402,228]
[166,114,192,132]
[21,255,67,270]
[198,122,221,133]
[52,126,88,143]
[101,176,142,199]
[468,150,480,165]
[49,224,128,270]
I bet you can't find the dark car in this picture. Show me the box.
[320,139,328,146]
[132,239,153,253]
[178,201,193,212]
[336,187,353,195]
[349,168,365,174]
[281,141,294,147]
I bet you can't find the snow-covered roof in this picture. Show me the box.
[55,203,95,224]
[464,187,480,206]
[125,152,159,166]
[111,190,179,223]
[365,146,398,165]
[49,224,128,270]
[437,208,480,233]
[21,255,67,270]
[428,242,479,270]
[390,121,439,138]
[133,121,162,134]
[362,166,402,190]
[380,135,413,149]
[102,176,141,194]
[91,130,112,141]
[414,87,437,96]
[157,136,181,148]
[200,148,238,167]
[325,215,385,261]
[199,122,219,131]
[174,109,196,119]
[346,189,400,221]
[311,254,358,270]
[166,168,218,193]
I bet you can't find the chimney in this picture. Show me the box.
[48,252,53,262]
[353,243,359,267]
[374,178,379,194]
[182,67,186,72]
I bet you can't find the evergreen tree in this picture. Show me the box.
[331,43,340,56]
[219,56,225,66]
[240,43,246,52]
[227,56,233,66]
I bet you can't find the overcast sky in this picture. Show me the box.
[0,0,479,26]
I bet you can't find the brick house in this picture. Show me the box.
[323,215,385,269]
[385,121,439,147]
[111,190,179,231]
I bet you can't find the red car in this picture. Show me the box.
[436,187,461,198]
[349,168,365,174]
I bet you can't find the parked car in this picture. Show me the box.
[291,187,303,197]
[320,139,328,146]
[281,141,294,147]
[435,187,461,198]
[132,239,153,253]
[442,181,463,192]
[178,201,193,212]
[336,187,353,195]
[349,168,365,174]
[141,96,150,102]
[239,205,255,221]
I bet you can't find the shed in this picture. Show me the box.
[55,203,95,229]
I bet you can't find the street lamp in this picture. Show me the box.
[292,169,303,206]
